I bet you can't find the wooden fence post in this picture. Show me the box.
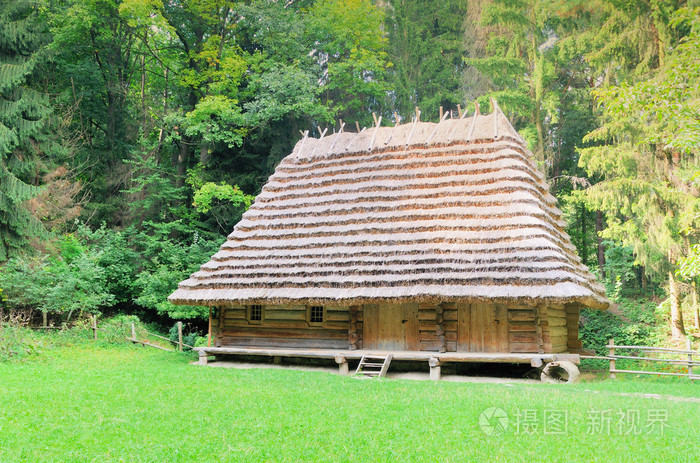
[177,321,183,351]
[92,315,97,341]
[131,322,136,341]
[688,339,693,379]
[609,338,616,379]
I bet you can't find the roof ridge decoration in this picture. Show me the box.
[170,99,610,310]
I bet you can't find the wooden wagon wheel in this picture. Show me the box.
[540,361,580,383]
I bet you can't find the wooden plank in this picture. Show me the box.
[221,337,348,349]
[224,319,309,329]
[264,308,307,321]
[548,308,566,318]
[510,332,537,343]
[443,320,457,332]
[403,302,420,351]
[325,311,350,322]
[508,309,535,322]
[377,304,402,349]
[457,303,470,352]
[549,326,568,338]
[221,327,348,340]
[323,321,351,331]
[200,346,574,364]
[508,321,537,332]
[495,304,508,352]
[421,331,457,343]
[419,302,435,310]
[549,317,567,327]
[443,309,458,321]
[224,319,349,331]
[420,340,439,351]
[127,338,174,352]
[510,341,539,353]
[419,309,437,321]
[470,303,481,351]
[446,341,457,352]
[224,309,246,320]
[419,321,437,331]
[551,335,568,353]
[363,304,379,349]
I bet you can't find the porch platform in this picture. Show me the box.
[194,346,580,380]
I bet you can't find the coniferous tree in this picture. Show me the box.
[579,6,700,339]
[0,0,51,260]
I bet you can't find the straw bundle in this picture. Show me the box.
[169,101,609,310]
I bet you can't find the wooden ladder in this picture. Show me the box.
[355,354,392,378]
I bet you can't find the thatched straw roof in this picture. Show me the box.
[170,101,610,310]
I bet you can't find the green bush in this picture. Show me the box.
[0,324,50,361]
[168,323,200,350]
[0,233,114,322]
[132,229,221,320]
[580,296,665,356]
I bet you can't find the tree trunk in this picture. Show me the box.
[580,204,587,266]
[596,210,605,277]
[693,280,699,330]
[668,270,685,339]
[176,91,198,188]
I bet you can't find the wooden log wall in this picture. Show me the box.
[218,305,351,349]
[547,304,569,353]
[418,302,457,352]
[565,304,582,351]
[349,305,363,350]
[507,305,539,353]
[457,303,509,353]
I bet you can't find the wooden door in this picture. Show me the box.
[457,303,509,352]
[363,303,420,351]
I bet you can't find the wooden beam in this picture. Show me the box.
[335,355,349,375]
[193,346,578,364]
[609,338,615,379]
[208,307,212,347]
[429,357,441,381]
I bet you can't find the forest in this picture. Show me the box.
[1,0,699,348]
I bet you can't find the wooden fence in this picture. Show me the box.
[127,322,194,352]
[45,316,195,352]
[582,338,699,380]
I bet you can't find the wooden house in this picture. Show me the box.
[169,101,609,375]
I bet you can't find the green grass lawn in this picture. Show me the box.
[0,343,698,462]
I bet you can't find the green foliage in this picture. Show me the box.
[0,0,52,260]
[578,7,700,280]
[0,233,114,319]
[580,297,665,355]
[0,323,49,361]
[168,323,199,350]
[678,244,700,280]
[184,95,247,149]
[307,0,391,124]
[132,230,220,319]
[192,181,253,214]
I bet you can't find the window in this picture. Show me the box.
[248,305,263,323]
[309,305,324,324]
[310,306,323,323]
